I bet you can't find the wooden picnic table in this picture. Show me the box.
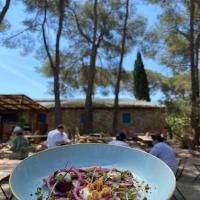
[137,135,153,142]
[136,135,153,151]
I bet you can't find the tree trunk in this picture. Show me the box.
[84,48,98,133]
[54,0,65,125]
[42,0,64,126]
[190,0,200,147]
[83,0,98,134]
[0,0,11,24]
[193,35,200,145]
[195,34,200,73]
[112,0,129,135]
[53,67,62,125]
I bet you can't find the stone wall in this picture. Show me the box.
[46,107,165,135]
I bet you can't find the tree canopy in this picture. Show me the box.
[1,0,200,141]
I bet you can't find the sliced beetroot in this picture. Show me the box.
[46,167,85,197]
[55,180,72,193]
[72,184,85,200]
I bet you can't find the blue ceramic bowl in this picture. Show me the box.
[10,144,176,200]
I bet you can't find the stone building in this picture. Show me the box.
[0,95,165,140]
[0,95,48,141]
[38,99,165,135]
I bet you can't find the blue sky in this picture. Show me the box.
[0,1,168,101]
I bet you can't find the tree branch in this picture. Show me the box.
[3,9,42,42]
[93,7,113,47]
[175,27,190,41]
[93,0,98,47]
[96,32,103,47]
[68,6,92,43]
[0,0,11,24]
[3,23,41,42]
[42,0,54,69]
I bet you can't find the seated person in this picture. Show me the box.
[9,126,29,160]
[47,124,70,148]
[108,132,129,147]
[149,134,178,174]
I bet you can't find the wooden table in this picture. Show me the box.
[0,159,21,179]
[137,135,153,142]
[136,135,153,151]
[0,159,21,200]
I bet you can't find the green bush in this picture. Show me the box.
[165,114,190,137]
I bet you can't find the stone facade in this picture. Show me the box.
[46,107,165,135]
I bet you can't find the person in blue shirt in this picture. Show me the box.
[108,132,129,147]
[150,134,178,174]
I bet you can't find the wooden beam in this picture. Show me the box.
[0,98,24,110]
[0,95,47,110]
[2,95,37,110]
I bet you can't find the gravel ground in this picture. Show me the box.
[173,150,200,200]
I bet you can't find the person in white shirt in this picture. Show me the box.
[108,132,129,147]
[47,124,70,148]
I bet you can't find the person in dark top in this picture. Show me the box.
[108,132,129,147]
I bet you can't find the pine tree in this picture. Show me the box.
[133,52,150,101]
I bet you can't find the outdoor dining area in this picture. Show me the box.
[0,128,200,200]
[0,96,200,199]
[2,0,200,198]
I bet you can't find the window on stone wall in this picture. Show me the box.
[122,112,131,124]
[37,113,46,123]
[80,112,86,124]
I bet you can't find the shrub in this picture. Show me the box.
[165,114,190,137]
